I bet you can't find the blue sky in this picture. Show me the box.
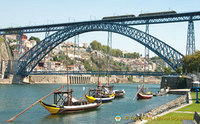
[0,0,200,56]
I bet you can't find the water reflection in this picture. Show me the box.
[42,108,100,124]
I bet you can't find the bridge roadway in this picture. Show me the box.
[0,11,200,35]
[27,71,177,76]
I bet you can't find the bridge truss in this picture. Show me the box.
[0,11,199,75]
[16,22,184,75]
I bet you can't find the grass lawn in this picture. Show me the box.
[177,103,200,112]
[177,92,200,112]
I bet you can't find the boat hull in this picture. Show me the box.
[137,93,153,99]
[113,90,125,98]
[40,100,102,114]
[86,94,115,103]
[95,96,115,102]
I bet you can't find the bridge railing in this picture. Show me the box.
[26,71,177,76]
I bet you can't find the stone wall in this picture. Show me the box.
[133,76,161,84]
[0,78,11,84]
[144,94,187,117]
[26,75,131,84]
[28,75,91,84]
[0,74,13,84]
[90,75,131,84]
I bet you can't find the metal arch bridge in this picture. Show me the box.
[28,71,177,76]
[17,22,183,76]
[0,11,199,76]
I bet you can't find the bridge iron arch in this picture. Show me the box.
[17,22,184,75]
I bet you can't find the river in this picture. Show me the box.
[0,83,180,124]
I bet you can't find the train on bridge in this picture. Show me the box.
[102,11,177,20]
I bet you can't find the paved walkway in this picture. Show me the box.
[169,89,190,92]
[174,111,199,114]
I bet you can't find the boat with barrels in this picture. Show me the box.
[40,44,102,114]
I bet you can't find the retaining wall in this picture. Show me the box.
[144,94,188,118]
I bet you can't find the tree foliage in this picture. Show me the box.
[128,76,133,81]
[29,36,40,44]
[83,60,93,71]
[90,40,140,58]
[52,52,73,66]
[164,67,172,75]
[182,51,200,73]
[124,52,140,59]
[90,40,102,51]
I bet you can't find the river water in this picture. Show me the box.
[0,83,180,124]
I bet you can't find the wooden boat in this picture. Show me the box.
[40,45,102,114]
[153,87,169,96]
[137,92,153,99]
[152,92,167,96]
[85,89,115,103]
[113,90,125,98]
[137,84,153,99]
[102,84,125,98]
[85,52,115,103]
[40,91,102,114]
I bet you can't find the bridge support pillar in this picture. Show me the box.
[11,74,24,84]
[17,33,23,59]
[145,23,149,71]
[186,19,195,55]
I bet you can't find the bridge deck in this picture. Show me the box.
[0,11,200,35]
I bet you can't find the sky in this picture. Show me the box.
[0,0,200,57]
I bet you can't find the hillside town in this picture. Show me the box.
[2,34,169,73]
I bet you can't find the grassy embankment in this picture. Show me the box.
[146,92,200,124]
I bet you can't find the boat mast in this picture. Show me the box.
[107,32,112,85]
[97,51,100,89]
[66,44,70,106]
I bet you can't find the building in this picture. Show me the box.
[34,61,65,71]
[82,42,88,48]
[5,34,17,41]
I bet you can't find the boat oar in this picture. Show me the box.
[6,85,64,123]
[79,84,96,101]
[133,87,142,101]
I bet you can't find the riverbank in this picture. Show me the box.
[145,92,200,124]
[0,75,161,84]
[133,91,196,124]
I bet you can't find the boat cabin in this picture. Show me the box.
[54,90,74,106]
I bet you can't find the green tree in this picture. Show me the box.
[176,67,183,75]
[124,52,140,59]
[83,60,93,71]
[29,36,40,44]
[150,56,160,60]
[182,51,200,73]
[113,49,122,57]
[164,67,172,75]
[52,52,73,66]
[128,76,133,81]
[90,40,102,51]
